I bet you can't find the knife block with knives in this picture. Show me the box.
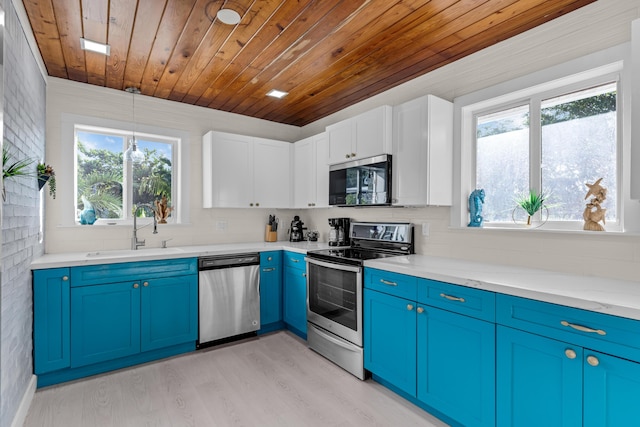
[265,215,278,242]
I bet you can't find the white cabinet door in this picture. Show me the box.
[327,105,392,164]
[327,120,353,164]
[392,95,453,206]
[631,20,640,199]
[252,138,291,208]
[203,131,291,208]
[203,131,253,208]
[314,133,330,208]
[293,136,315,208]
[354,105,392,160]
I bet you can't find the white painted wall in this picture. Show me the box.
[44,0,640,283]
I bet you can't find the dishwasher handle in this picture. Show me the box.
[198,253,260,270]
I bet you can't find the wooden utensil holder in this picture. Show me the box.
[265,225,277,242]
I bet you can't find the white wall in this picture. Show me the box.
[44,0,640,282]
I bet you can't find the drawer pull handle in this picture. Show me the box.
[587,355,600,367]
[62,276,69,281]
[292,259,299,263]
[565,349,577,359]
[380,279,398,286]
[407,304,414,311]
[560,320,606,336]
[302,273,307,277]
[440,293,465,303]
[416,307,424,314]
[143,282,149,287]
[262,267,276,272]
[133,283,139,289]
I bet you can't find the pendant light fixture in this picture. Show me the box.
[124,87,144,164]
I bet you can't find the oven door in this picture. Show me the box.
[306,257,362,346]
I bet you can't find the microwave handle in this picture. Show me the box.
[305,257,362,274]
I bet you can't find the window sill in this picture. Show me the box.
[448,224,636,237]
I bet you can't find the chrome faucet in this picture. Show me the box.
[132,204,158,250]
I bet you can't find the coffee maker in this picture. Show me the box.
[328,218,350,246]
[289,215,306,242]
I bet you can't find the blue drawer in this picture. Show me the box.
[365,268,418,301]
[418,279,495,322]
[497,293,640,362]
[283,251,306,271]
[70,258,197,287]
[260,251,282,269]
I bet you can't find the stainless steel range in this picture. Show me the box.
[306,222,414,379]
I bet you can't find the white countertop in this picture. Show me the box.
[365,255,640,321]
[30,241,331,269]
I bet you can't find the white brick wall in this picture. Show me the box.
[1,1,46,425]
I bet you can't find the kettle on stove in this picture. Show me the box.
[289,215,306,242]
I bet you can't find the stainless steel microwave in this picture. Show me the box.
[329,154,392,206]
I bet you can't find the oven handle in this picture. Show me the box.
[305,257,362,273]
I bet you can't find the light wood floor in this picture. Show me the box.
[25,331,449,426]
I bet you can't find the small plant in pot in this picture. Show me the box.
[37,162,56,199]
[515,189,548,226]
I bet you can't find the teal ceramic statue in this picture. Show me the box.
[80,196,97,225]
[468,189,485,227]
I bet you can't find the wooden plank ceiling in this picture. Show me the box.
[23,0,595,127]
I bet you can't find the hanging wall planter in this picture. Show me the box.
[37,163,56,199]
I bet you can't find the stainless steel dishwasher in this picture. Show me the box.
[197,253,260,347]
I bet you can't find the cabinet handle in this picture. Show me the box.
[416,307,424,314]
[143,282,149,287]
[133,283,139,289]
[291,258,299,263]
[267,256,272,261]
[249,203,254,207]
[565,349,577,359]
[345,154,350,159]
[262,267,276,272]
[256,203,260,207]
[560,320,606,336]
[351,152,356,157]
[302,273,307,277]
[440,293,465,303]
[407,304,414,311]
[380,279,397,286]
[587,355,600,367]
[62,276,69,281]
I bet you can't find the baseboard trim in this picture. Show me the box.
[11,374,37,427]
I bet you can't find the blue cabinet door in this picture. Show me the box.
[33,268,71,374]
[364,289,417,396]
[71,281,141,367]
[417,306,495,427]
[497,325,582,427]
[283,265,307,335]
[584,350,640,426]
[140,275,197,352]
[260,251,282,326]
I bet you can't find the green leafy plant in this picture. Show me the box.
[515,189,548,225]
[37,162,56,199]
[3,147,35,201]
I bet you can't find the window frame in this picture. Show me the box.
[60,113,189,227]
[74,124,179,224]
[470,74,621,231]
[453,48,629,233]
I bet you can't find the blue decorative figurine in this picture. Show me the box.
[468,189,485,227]
[80,196,97,225]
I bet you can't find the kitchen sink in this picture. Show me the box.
[85,247,185,258]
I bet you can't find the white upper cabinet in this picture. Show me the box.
[327,105,392,164]
[631,19,640,199]
[392,95,453,206]
[202,131,291,208]
[293,132,329,208]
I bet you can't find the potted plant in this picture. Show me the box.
[2,147,34,201]
[37,162,56,199]
[515,189,548,226]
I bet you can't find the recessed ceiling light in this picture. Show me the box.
[217,9,241,25]
[267,89,288,99]
[80,38,111,56]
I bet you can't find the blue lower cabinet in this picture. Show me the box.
[71,281,142,367]
[497,325,582,427]
[283,251,307,338]
[364,289,417,396]
[33,268,71,374]
[141,275,198,351]
[417,306,495,427]
[259,251,283,331]
[583,351,640,426]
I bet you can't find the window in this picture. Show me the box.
[473,80,619,229]
[75,125,176,223]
